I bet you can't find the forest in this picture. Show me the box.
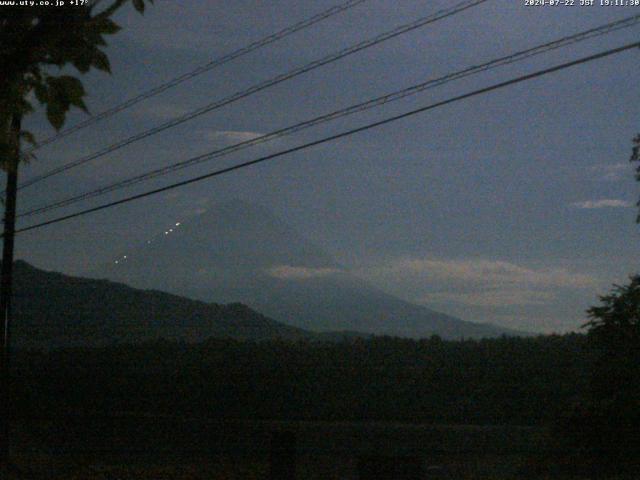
[12,333,591,426]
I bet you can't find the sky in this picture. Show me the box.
[11,0,640,333]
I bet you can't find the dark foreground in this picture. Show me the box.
[7,334,638,478]
[7,416,629,479]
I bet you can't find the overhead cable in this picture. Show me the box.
[19,14,640,218]
[14,40,640,235]
[18,0,489,190]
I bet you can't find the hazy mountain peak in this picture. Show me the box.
[96,200,524,339]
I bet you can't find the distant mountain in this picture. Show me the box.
[96,200,522,339]
[12,260,310,349]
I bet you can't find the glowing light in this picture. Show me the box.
[169,229,173,232]
[114,261,119,264]
[175,222,181,226]
[123,255,127,259]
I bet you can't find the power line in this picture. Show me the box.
[14,40,640,236]
[17,0,489,191]
[28,0,369,151]
[18,13,640,218]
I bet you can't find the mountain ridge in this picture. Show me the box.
[12,260,314,349]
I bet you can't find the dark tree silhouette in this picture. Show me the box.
[0,0,153,473]
[571,277,640,473]
[1,0,154,151]
[631,134,640,222]
[585,276,640,418]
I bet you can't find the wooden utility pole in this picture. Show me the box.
[0,114,21,476]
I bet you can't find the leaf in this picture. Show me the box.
[19,130,36,147]
[46,102,65,131]
[132,0,145,13]
[33,82,48,105]
[39,75,89,129]
[58,75,88,113]
[60,75,85,98]
[51,75,85,101]
[94,17,121,35]
[92,49,111,74]
[73,52,93,73]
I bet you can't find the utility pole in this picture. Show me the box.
[0,114,21,477]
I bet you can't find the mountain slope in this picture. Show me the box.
[97,200,522,339]
[12,260,309,348]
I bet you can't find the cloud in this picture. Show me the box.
[491,314,567,333]
[571,199,633,209]
[267,265,340,280]
[589,163,630,182]
[377,258,596,289]
[421,289,556,307]
[356,257,597,310]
